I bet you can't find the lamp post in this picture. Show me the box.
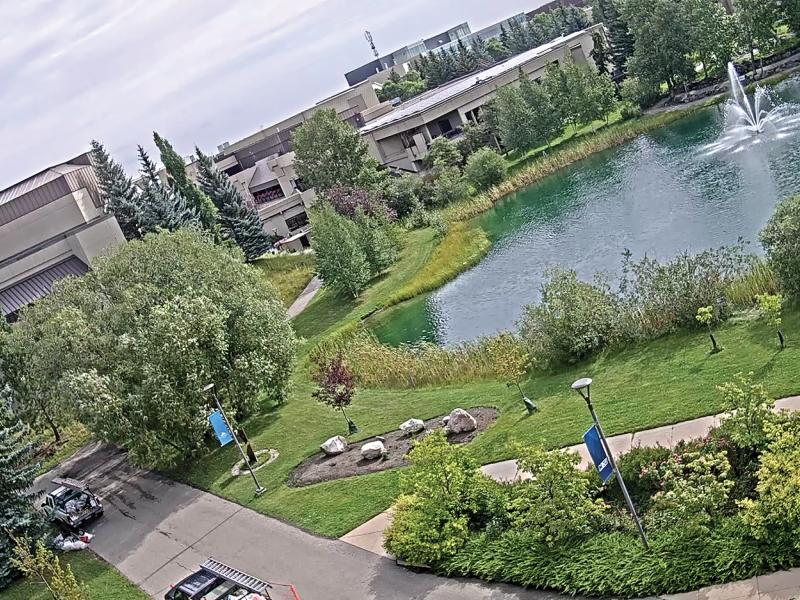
[204,383,266,496]
[571,378,649,549]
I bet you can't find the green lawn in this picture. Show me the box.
[1,551,147,600]
[292,228,439,344]
[178,235,800,538]
[251,253,316,308]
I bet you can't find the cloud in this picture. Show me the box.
[0,0,549,189]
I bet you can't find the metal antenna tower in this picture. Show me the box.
[364,30,379,58]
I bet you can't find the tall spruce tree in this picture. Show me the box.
[90,140,143,239]
[136,146,200,233]
[0,413,43,590]
[593,0,635,74]
[195,149,275,261]
[153,133,218,230]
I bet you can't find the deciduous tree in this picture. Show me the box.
[292,109,383,193]
[6,230,296,468]
[310,205,371,297]
[11,536,87,599]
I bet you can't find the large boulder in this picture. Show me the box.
[446,408,477,434]
[361,440,387,460]
[400,418,425,435]
[320,435,348,456]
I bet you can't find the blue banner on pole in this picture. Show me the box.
[584,424,614,483]
[209,410,234,447]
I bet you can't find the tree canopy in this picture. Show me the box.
[292,109,383,193]
[4,230,297,467]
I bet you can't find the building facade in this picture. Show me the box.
[359,26,602,173]
[203,79,392,252]
[0,153,126,320]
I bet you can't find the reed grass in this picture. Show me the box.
[726,259,781,308]
[310,330,509,388]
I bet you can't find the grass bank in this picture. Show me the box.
[1,551,147,600]
[252,253,315,308]
[381,222,490,310]
[177,302,800,538]
[442,108,700,224]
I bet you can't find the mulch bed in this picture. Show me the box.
[288,407,498,487]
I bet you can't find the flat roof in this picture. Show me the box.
[359,28,595,134]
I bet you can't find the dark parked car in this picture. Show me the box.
[165,559,299,600]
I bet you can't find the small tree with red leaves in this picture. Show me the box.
[325,186,395,221]
[313,351,359,434]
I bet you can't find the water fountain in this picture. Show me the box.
[704,63,800,155]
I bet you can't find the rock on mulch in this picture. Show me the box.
[288,407,498,487]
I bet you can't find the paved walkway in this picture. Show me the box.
[287,276,321,318]
[341,397,800,600]
[36,443,557,600]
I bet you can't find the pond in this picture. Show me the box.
[371,77,800,346]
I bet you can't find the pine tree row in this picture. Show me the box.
[91,134,275,262]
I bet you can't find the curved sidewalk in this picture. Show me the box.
[340,397,800,600]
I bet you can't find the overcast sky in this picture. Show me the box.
[1,0,554,189]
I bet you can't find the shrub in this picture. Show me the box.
[605,445,671,510]
[383,175,423,218]
[740,414,800,547]
[356,211,400,274]
[620,102,643,120]
[716,373,774,451]
[430,167,469,207]
[616,245,749,341]
[760,195,800,297]
[509,446,608,546]
[384,431,507,565]
[464,148,508,191]
[427,137,463,170]
[649,451,734,532]
[518,268,619,367]
[620,76,661,108]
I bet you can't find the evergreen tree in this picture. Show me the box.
[196,149,275,261]
[593,0,635,74]
[455,39,478,75]
[136,146,200,233]
[0,413,43,590]
[499,24,512,53]
[470,35,492,66]
[591,31,612,72]
[153,132,217,230]
[90,140,143,240]
[486,37,510,62]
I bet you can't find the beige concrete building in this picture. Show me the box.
[0,153,125,320]
[205,78,392,252]
[359,26,603,173]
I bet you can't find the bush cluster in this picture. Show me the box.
[386,377,800,597]
[519,244,755,367]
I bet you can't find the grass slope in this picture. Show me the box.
[252,253,316,308]
[1,551,147,600]
[179,298,800,538]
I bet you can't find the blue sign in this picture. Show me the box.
[584,425,614,483]
[209,410,234,447]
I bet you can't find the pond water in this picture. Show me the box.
[371,77,800,346]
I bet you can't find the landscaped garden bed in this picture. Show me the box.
[384,377,800,597]
[289,407,498,487]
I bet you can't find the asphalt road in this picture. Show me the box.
[36,442,556,600]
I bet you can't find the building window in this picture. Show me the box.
[253,184,285,205]
[293,178,310,192]
[285,212,309,231]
